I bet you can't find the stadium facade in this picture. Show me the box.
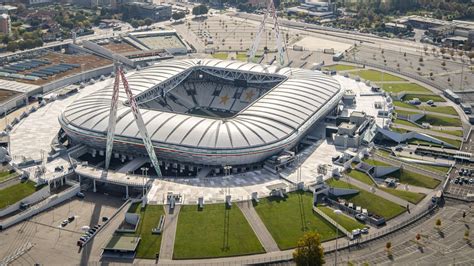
[59,59,344,170]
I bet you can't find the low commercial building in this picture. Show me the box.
[124,2,172,22]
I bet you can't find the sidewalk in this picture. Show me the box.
[237,201,279,252]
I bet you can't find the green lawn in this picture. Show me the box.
[0,181,38,209]
[375,149,393,157]
[416,164,451,174]
[408,138,445,148]
[380,83,431,94]
[318,206,365,231]
[0,170,17,183]
[431,129,463,137]
[324,64,358,71]
[357,69,406,82]
[130,205,165,259]
[174,204,264,259]
[379,187,426,204]
[420,106,458,115]
[212,53,228,60]
[383,169,441,189]
[391,127,408,133]
[396,110,420,116]
[393,102,458,116]
[346,169,374,186]
[326,179,406,220]
[362,158,391,167]
[418,114,461,127]
[402,94,446,102]
[254,191,342,250]
[393,118,420,127]
[429,135,462,149]
[393,101,417,109]
[236,53,248,61]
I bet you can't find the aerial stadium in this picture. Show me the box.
[59,59,344,176]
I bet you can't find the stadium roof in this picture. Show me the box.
[61,59,342,150]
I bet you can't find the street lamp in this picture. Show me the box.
[140,167,149,198]
[333,209,342,266]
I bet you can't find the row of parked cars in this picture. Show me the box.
[452,177,474,185]
[77,224,101,247]
[458,168,474,177]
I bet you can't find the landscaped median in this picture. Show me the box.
[326,179,406,220]
[379,187,426,204]
[121,204,165,259]
[0,180,40,209]
[173,203,264,259]
[318,206,365,232]
[254,191,342,250]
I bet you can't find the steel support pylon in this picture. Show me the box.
[105,64,163,177]
[248,0,285,66]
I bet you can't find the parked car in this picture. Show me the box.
[61,220,68,227]
[76,192,85,198]
[355,213,367,222]
[102,216,109,222]
[360,227,369,234]
[68,216,75,222]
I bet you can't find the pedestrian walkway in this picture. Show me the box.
[159,205,181,260]
[237,202,279,252]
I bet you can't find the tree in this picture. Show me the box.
[144,18,153,26]
[440,48,446,55]
[441,61,446,67]
[385,242,392,255]
[172,12,185,21]
[419,57,423,63]
[435,218,442,229]
[293,231,325,266]
[467,52,474,63]
[465,230,470,241]
[6,41,18,52]
[415,233,421,242]
[130,20,139,29]
[192,4,209,16]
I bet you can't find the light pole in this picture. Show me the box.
[333,209,342,266]
[140,167,149,198]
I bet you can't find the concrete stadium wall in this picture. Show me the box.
[0,183,80,230]
[0,184,50,218]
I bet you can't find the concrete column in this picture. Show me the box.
[93,179,97,193]
[53,180,57,188]
[125,185,129,199]
[78,175,81,184]
[61,177,64,186]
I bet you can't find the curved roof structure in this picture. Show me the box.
[60,59,343,152]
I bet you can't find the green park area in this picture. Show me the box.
[380,83,431,94]
[174,204,264,259]
[212,53,228,60]
[401,94,446,102]
[383,169,440,189]
[324,64,358,71]
[417,114,461,127]
[326,179,406,220]
[346,169,374,186]
[356,69,406,82]
[0,181,38,209]
[0,170,17,183]
[362,158,391,167]
[124,204,165,259]
[393,101,458,116]
[318,206,365,231]
[379,187,426,204]
[254,191,342,250]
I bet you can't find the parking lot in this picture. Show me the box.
[0,192,124,265]
[445,165,474,200]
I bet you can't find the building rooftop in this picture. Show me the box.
[104,235,140,252]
